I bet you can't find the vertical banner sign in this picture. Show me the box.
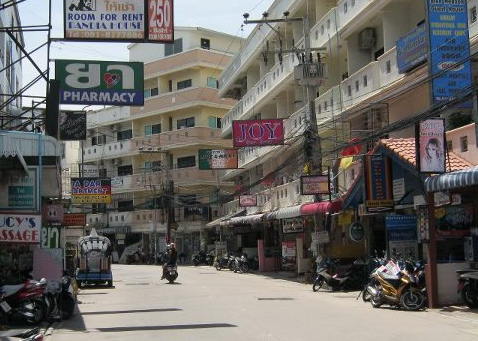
[147,0,174,42]
[55,59,144,106]
[64,0,174,43]
[417,118,446,173]
[71,177,112,204]
[198,149,238,170]
[426,0,471,103]
[364,155,394,212]
[232,119,284,148]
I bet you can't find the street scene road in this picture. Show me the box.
[44,264,478,341]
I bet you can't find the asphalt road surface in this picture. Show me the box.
[44,264,478,341]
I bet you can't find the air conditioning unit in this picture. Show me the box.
[358,28,376,50]
[110,124,118,131]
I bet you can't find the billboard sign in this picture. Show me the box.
[232,119,284,148]
[0,214,42,243]
[198,149,238,170]
[55,59,144,106]
[64,0,174,43]
[426,0,471,103]
[239,195,257,207]
[417,118,446,173]
[396,24,428,74]
[60,111,87,140]
[71,177,112,204]
[0,168,39,211]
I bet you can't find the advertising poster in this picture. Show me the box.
[426,0,471,103]
[232,119,284,148]
[198,149,238,170]
[418,118,445,173]
[281,240,296,271]
[55,59,144,106]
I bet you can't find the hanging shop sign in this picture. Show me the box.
[63,213,86,227]
[232,119,284,148]
[55,59,144,106]
[71,177,112,204]
[198,149,238,170]
[0,214,42,243]
[300,175,330,195]
[64,0,174,43]
[60,111,87,140]
[0,168,39,212]
[239,195,257,207]
[348,222,365,242]
[396,23,428,74]
[282,217,304,234]
[41,224,62,249]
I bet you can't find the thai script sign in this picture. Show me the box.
[232,119,284,148]
[71,177,112,204]
[300,175,330,195]
[0,214,41,243]
[64,0,174,43]
[55,59,144,106]
[198,149,238,170]
[426,0,471,103]
[63,213,87,226]
[60,111,87,140]
[239,195,257,207]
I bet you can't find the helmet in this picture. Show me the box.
[170,242,175,248]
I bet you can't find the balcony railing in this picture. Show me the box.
[310,8,339,49]
[221,53,298,135]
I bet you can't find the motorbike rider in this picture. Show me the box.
[161,243,178,280]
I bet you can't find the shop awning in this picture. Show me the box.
[0,149,29,176]
[425,166,478,193]
[207,210,246,227]
[229,213,265,226]
[266,204,302,220]
[300,200,342,216]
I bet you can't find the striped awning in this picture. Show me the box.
[424,166,478,193]
[229,213,265,226]
[300,200,342,215]
[266,205,302,220]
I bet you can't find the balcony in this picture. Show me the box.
[338,0,374,34]
[86,213,108,228]
[83,140,135,162]
[310,8,339,49]
[221,53,298,136]
[131,87,236,117]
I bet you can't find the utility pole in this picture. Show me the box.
[243,11,325,177]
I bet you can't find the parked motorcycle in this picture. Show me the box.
[457,268,478,308]
[313,257,366,292]
[214,254,230,270]
[165,265,179,283]
[233,254,249,273]
[192,250,213,266]
[0,278,48,324]
[366,259,426,311]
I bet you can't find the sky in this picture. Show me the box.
[17,0,276,108]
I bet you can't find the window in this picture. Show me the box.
[177,117,195,129]
[165,38,183,56]
[117,129,132,141]
[151,123,161,134]
[471,6,477,23]
[355,80,359,92]
[92,203,107,213]
[145,161,162,171]
[201,38,210,50]
[144,88,151,98]
[363,75,368,87]
[118,200,134,212]
[208,117,221,128]
[347,85,352,97]
[460,136,468,152]
[99,168,107,177]
[91,134,106,146]
[117,165,133,176]
[177,156,196,168]
[447,140,453,151]
[150,87,159,96]
[177,79,192,90]
[144,125,152,136]
[207,77,217,88]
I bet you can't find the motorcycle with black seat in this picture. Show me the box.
[457,268,478,308]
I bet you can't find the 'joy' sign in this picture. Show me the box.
[232,119,284,148]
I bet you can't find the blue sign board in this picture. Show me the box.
[426,0,471,103]
[385,215,417,241]
[396,24,428,74]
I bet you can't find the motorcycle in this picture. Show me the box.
[192,250,210,266]
[457,268,478,308]
[233,254,249,273]
[165,265,179,283]
[214,254,230,270]
[366,259,426,311]
[313,257,365,292]
[0,278,48,324]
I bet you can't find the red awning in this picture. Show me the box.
[300,200,342,216]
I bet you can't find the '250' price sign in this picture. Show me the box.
[148,0,174,43]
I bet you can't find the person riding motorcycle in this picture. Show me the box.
[161,243,178,280]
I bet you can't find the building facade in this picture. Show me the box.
[79,27,244,259]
